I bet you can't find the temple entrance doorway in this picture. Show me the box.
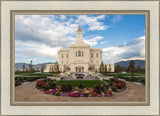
[75,66,84,73]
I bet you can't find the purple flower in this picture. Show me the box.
[61,93,68,96]
[97,94,102,97]
[80,94,84,97]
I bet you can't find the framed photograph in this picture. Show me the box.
[1,0,159,115]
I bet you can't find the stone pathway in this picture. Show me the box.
[15,81,145,102]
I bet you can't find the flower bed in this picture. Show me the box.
[109,78,127,92]
[36,79,114,97]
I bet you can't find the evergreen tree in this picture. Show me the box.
[41,65,45,72]
[105,65,107,73]
[22,64,25,72]
[29,60,33,73]
[100,62,103,73]
[129,60,135,78]
[109,64,112,72]
[115,64,121,75]
[137,64,141,72]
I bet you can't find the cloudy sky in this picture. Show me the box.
[15,15,145,64]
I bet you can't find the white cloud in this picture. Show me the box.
[15,40,62,60]
[14,15,110,63]
[84,36,104,46]
[60,15,66,21]
[15,15,77,48]
[100,41,108,44]
[120,57,145,61]
[76,15,110,31]
[110,15,122,23]
[103,36,145,63]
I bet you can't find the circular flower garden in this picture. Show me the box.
[36,78,127,98]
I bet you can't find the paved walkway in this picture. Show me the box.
[15,81,145,102]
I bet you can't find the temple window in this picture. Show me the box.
[61,54,63,58]
[78,51,81,56]
[96,53,98,57]
[76,51,77,56]
[82,51,83,56]
[91,53,93,57]
[66,54,68,58]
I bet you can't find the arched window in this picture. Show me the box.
[61,54,63,58]
[96,53,98,57]
[91,53,93,57]
[78,51,81,56]
[82,51,83,56]
[76,51,77,56]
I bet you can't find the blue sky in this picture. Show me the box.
[15,15,145,64]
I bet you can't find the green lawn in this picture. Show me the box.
[56,80,106,88]
[107,72,145,77]
[15,72,54,77]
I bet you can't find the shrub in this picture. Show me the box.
[15,80,21,86]
[48,79,56,89]
[130,77,136,82]
[101,84,108,94]
[36,80,46,89]
[93,85,102,94]
[44,84,50,90]
[55,91,61,96]
[61,83,72,92]
[84,93,89,97]
[115,80,126,89]
[111,85,118,92]
[78,83,84,89]
[49,82,56,89]
[110,78,119,83]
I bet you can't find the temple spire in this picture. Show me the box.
[76,26,83,42]
[77,26,82,32]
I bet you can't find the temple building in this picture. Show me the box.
[55,27,114,73]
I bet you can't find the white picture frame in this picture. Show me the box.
[1,0,159,115]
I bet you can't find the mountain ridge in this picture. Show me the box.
[15,60,145,70]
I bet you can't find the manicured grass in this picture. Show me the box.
[107,72,145,77]
[56,80,106,88]
[15,72,55,77]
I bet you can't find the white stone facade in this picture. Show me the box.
[44,27,115,73]
[57,27,114,73]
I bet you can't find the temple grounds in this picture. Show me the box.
[15,80,145,102]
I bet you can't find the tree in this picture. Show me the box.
[22,64,25,72]
[29,60,33,73]
[115,64,121,75]
[137,65,141,72]
[104,65,107,73]
[41,65,45,73]
[100,62,104,73]
[26,69,29,72]
[129,60,135,78]
[28,60,33,78]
